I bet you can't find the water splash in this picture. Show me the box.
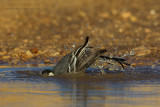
[108,64,120,71]
[114,47,118,54]
[64,44,68,50]
[109,54,113,58]
[130,50,135,55]
[129,65,135,70]
[98,65,105,74]
[26,64,31,71]
[72,42,76,48]
[122,50,135,58]
[152,65,155,69]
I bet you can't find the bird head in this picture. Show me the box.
[41,69,55,76]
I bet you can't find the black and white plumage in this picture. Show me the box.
[42,36,130,76]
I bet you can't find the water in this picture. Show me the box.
[0,66,160,107]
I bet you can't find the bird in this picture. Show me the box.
[42,36,130,76]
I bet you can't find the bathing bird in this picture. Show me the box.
[42,36,130,76]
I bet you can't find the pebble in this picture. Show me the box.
[0,0,159,66]
[121,11,132,19]
[30,48,39,54]
[26,50,34,57]
[44,59,50,63]
[99,12,109,18]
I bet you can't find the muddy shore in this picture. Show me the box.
[0,0,160,66]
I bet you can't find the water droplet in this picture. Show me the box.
[121,68,125,72]
[130,50,135,55]
[114,47,118,54]
[109,54,113,58]
[64,44,68,50]
[72,44,75,48]
[72,42,76,48]
[27,64,31,71]
[152,65,155,69]
[122,51,134,58]
[70,48,73,51]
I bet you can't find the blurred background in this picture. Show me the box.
[0,0,160,65]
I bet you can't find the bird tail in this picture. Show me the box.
[68,36,89,72]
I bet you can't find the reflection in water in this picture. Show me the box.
[0,66,160,107]
[59,79,160,107]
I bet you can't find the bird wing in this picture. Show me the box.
[76,49,107,72]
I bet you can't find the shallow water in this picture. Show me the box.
[0,66,160,107]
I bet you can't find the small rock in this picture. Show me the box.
[23,39,28,43]
[14,47,20,52]
[119,28,123,33]
[0,51,7,55]
[3,55,11,59]
[36,36,41,40]
[66,16,72,21]
[99,12,109,18]
[52,52,60,56]
[79,11,87,18]
[150,9,156,15]
[111,9,118,16]
[130,16,137,22]
[44,59,50,63]
[26,50,34,57]
[30,48,38,54]
[121,11,132,19]
[144,28,151,33]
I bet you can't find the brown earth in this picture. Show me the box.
[0,0,160,66]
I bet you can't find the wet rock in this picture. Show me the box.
[150,9,156,15]
[30,48,38,54]
[3,55,11,59]
[121,11,132,19]
[0,51,7,55]
[111,9,118,16]
[52,52,60,57]
[0,0,160,65]
[66,16,72,21]
[26,50,34,57]
[23,39,28,43]
[36,36,41,40]
[145,33,160,43]
[130,16,137,22]
[144,28,151,33]
[44,59,50,63]
[13,47,26,53]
